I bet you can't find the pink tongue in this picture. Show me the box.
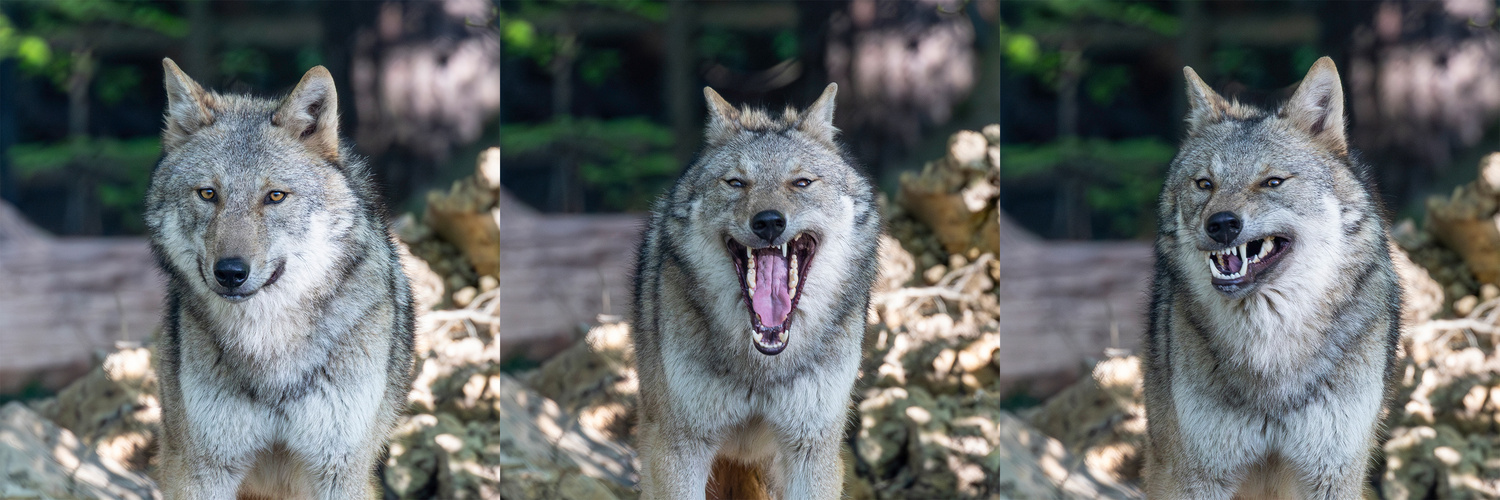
[751,253,792,327]
[1224,254,1243,274]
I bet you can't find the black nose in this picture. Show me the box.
[1204,211,1242,245]
[214,258,250,289]
[750,210,787,243]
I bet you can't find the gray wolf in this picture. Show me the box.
[1142,56,1402,499]
[630,83,881,499]
[144,58,414,499]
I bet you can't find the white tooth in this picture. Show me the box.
[747,267,756,293]
[781,245,787,258]
[789,254,799,291]
[747,246,752,260]
[779,330,788,343]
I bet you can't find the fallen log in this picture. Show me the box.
[0,205,164,393]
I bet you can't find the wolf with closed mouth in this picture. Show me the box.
[1142,56,1402,499]
[145,58,414,499]
[630,83,881,499]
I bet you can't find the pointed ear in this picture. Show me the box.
[1282,56,1347,154]
[161,58,216,151]
[703,87,742,146]
[798,83,839,145]
[1183,66,1229,133]
[273,66,341,162]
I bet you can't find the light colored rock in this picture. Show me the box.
[426,147,500,277]
[498,374,634,499]
[1028,356,1146,488]
[0,402,160,499]
[895,126,1000,256]
[35,347,160,472]
[991,411,1142,499]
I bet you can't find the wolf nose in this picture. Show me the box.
[750,210,786,243]
[1204,211,1242,245]
[214,258,250,288]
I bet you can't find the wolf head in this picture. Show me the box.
[145,58,371,307]
[665,83,878,356]
[1162,57,1378,301]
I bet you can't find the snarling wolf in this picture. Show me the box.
[630,83,881,499]
[1142,56,1402,499]
[145,58,414,499]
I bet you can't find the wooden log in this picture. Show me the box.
[998,212,1153,394]
[0,219,164,393]
[499,190,643,360]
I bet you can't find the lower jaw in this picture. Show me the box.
[752,326,789,355]
[217,292,254,302]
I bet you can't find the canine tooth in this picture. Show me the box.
[779,330,788,343]
[781,245,787,258]
[746,246,752,260]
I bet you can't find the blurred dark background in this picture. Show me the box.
[499,0,1001,214]
[0,0,500,237]
[1000,0,1500,241]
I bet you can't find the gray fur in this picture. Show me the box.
[631,84,881,499]
[145,58,414,500]
[1143,57,1401,499]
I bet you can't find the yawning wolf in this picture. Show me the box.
[630,83,881,499]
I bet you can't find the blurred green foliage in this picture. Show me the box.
[11,137,160,233]
[0,0,185,89]
[1003,137,1176,238]
[1002,0,1177,90]
[501,117,676,211]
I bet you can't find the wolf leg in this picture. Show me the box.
[637,421,716,500]
[768,433,844,500]
[160,450,254,500]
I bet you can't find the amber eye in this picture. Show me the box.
[725,179,746,188]
[197,188,216,201]
[265,191,287,204]
[1195,179,1213,190]
[792,178,814,188]
[1262,177,1284,188]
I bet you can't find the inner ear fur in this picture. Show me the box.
[273,66,342,162]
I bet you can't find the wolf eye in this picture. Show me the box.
[265,191,287,204]
[1195,179,1213,190]
[1262,177,1284,188]
[792,178,814,188]
[197,188,216,202]
[725,179,746,188]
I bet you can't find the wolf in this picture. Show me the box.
[1142,56,1402,499]
[144,58,414,499]
[630,83,881,499]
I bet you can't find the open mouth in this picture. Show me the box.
[215,261,285,302]
[1205,235,1290,294]
[725,233,817,355]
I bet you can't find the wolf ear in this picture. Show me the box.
[273,66,341,162]
[161,58,217,151]
[1183,66,1229,133]
[703,87,742,146]
[1283,56,1347,155]
[798,83,839,145]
